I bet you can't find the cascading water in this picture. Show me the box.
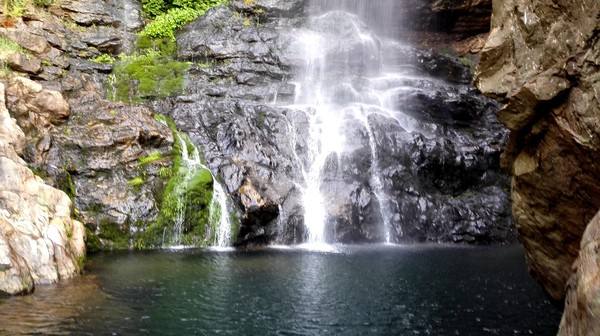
[169,133,233,248]
[287,1,424,245]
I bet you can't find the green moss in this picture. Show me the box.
[97,220,130,250]
[76,255,86,270]
[459,56,475,70]
[135,115,216,248]
[0,37,26,59]
[127,176,145,188]
[136,36,178,55]
[85,227,102,253]
[57,170,77,200]
[138,151,164,166]
[33,0,53,7]
[2,0,54,18]
[182,169,214,240]
[108,50,189,103]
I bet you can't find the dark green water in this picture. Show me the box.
[0,245,561,335]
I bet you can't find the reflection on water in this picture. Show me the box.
[0,245,561,335]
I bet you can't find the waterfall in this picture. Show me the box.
[286,1,420,245]
[211,181,232,248]
[169,132,233,248]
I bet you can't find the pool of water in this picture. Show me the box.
[0,245,561,335]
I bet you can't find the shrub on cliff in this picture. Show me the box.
[140,0,227,40]
[108,50,189,102]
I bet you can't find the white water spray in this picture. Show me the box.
[285,6,423,245]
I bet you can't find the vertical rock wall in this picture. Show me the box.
[475,0,600,300]
[0,82,85,295]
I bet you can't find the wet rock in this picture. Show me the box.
[167,1,513,246]
[475,0,600,300]
[81,28,123,53]
[0,82,84,295]
[231,0,306,19]
[237,179,280,244]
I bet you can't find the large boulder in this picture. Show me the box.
[475,0,600,299]
[0,82,85,295]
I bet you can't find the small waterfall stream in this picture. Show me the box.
[169,132,233,248]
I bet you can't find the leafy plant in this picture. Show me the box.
[139,7,199,40]
[141,0,165,18]
[139,0,227,41]
[92,53,116,64]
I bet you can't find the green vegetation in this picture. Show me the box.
[104,0,226,103]
[3,0,54,18]
[134,114,216,249]
[84,227,102,253]
[97,220,130,250]
[138,151,164,166]
[139,0,227,41]
[107,49,189,102]
[92,53,116,64]
[140,8,200,40]
[0,37,25,59]
[32,0,52,7]
[76,254,86,270]
[127,176,145,188]
[56,170,77,200]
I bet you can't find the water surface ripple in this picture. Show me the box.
[0,245,561,335]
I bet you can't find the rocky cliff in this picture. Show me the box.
[167,0,513,246]
[0,0,514,254]
[0,80,85,295]
[476,0,600,301]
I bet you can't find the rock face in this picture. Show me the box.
[0,3,175,251]
[0,82,85,295]
[0,0,511,251]
[559,211,600,336]
[168,0,513,246]
[475,0,600,300]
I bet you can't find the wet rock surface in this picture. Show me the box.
[476,0,600,300]
[166,1,513,246]
[0,0,511,252]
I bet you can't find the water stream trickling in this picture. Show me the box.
[170,133,232,248]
